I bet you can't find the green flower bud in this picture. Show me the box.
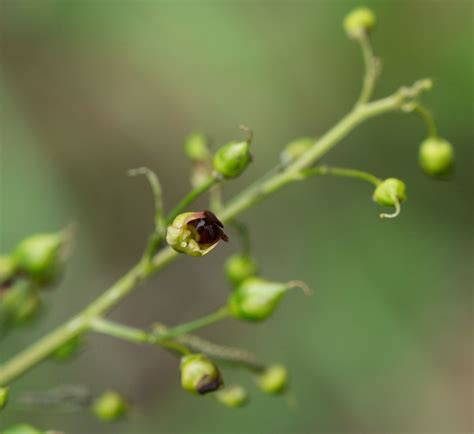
[225,254,258,286]
[373,178,406,206]
[180,354,223,395]
[256,364,288,394]
[14,231,68,285]
[185,133,210,162]
[215,385,248,408]
[52,335,82,361]
[343,7,376,38]
[1,425,44,434]
[166,210,228,257]
[419,137,454,176]
[213,139,252,179]
[0,255,17,287]
[228,277,288,321]
[92,390,128,422]
[0,387,9,410]
[0,280,41,324]
[280,137,314,166]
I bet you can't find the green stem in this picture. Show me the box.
[0,78,431,387]
[90,317,190,355]
[158,307,230,340]
[166,174,220,224]
[414,104,438,138]
[299,166,381,186]
[355,32,379,107]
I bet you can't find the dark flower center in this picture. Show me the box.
[188,210,228,246]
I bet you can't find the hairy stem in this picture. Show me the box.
[0,79,431,386]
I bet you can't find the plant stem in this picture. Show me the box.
[166,174,219,224]
[299,166,381,186]
[413,104,438,138]
[355,32,379,107]
[157,307,230,340]
[0,79,431,387]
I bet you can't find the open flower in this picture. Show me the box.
[166,210,228,257]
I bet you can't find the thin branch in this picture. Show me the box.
[296,166,382,186]
[355,32,380,107]
[0,78,433,387]
[166,174,221,225]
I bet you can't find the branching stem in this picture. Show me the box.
[0,78,432,387]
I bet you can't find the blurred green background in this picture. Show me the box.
[0,0,472,433]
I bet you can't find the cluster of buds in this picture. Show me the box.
[0,228,72,327]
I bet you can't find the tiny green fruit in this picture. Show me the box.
[419,137,454,176]
[92,390,128,422]
[225,254,258,286]
[180,354,223,395]
[185,133,210,162]
[343,6,376,38]
[256,364,288,394]
[0,387,9,410]
[228,277,289,321]
[14,232,67,285]
[215,385,248,408]
[213,140,252,179]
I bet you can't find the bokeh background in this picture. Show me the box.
[0,0,472,433]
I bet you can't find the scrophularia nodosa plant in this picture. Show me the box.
[0,7,455,430]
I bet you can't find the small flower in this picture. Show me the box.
[228,277,289,321]
[180,354,223,395]
[256,364,288,394]
[13,228,72,286]
[225,254,258,286]
[419,137,454,177]
[280,137,314,166]
[166,211,228,257]
[343,6,376,38]
[215,385,249,408]
[213,129,252,179]
[0,387,9,411]
[92,390,128,422]
[372,178,407,219]
[184,133,210,162]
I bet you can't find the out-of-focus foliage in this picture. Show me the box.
[0,1,472,433]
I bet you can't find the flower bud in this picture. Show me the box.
[343,7,376,38]
[52,335,82,361]
[14,231,68,285]
[185,133,210,162]
[280,137,314,166]
[0,387,9,410]
[166,210,228,257]
[213,139,252,179]
[225,254,258,286]
[1,425,44,434]
[92,390,128,422]
[215,385,248,408]
[228,277,289,321]
[180,354,223,395]
[419,137,454,176]
[0,280,41,324]
[256,364,288,394]
[373,178,406,207]
[0,255,17,288]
